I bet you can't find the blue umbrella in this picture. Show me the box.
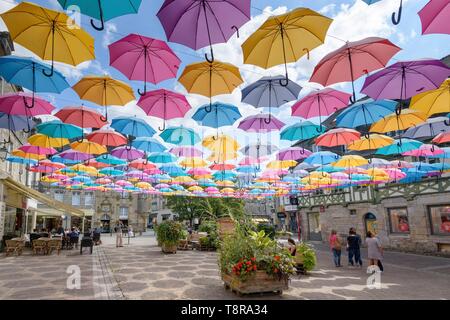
[241,75,302,123]
[72,175,92,183]
[6,156,37,165]
[50,155,80,165]
[37,120,84,140]
[192,102,241,131]
[160,126,200,146]
[95,154,127,165]
[159,164,187,176]
[428,147,450,159]
[316,164,345,173]
[336,99,397,129]
[303,151,340,165]
[280,121,325,141]
[213,171,237,180]
[111,116,156,137]
[430,163,450,171]
[375,139,423,155]
[236,166,259,174]
[99,167,124,176]
[131,137,166,153]
[148,152,177,164]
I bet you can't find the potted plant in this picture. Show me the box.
[218,225,295,296]
[198,220,219,251]
[294,242,317,274]
[155,220,183,254]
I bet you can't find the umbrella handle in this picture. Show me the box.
[303,48,310,60]
[204,103,212,113]
[279,76,289,87]
[431,145,435,152]
[100,115,108,123]
[124,166,129,172]
[90,18,105,31]
[231,25,240,38]
[316,125,324,133]
[143,157,148,165]
[264,113,272,124]
[364,133,371,139]
[42,65,54,77]
[391,0,403,25]
[125,143,132,151]
[205,47,214,63]
[102,153,108,160]
[158,121,166,132]
[137,88,147,96]
[368,158,372,164]
[444,119,450,126]
[395,107,402,116]
[77,136,84,143]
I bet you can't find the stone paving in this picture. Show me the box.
[0,234,449,300]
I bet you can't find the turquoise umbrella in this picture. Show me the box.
[375,139,423,155]
[335,99,397,129]
[57,0,142,31]
[6,156,37,165]
[96,154,127,165]
[99,167,124,176]
[148,152,177,163]
[37,120,83,140]
[280,121,325,141]
[160,126,200,146]
[131,137,166,153]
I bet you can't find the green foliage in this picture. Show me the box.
[198,220,219,249]
[256,224,276,239]
[296,242,317,272]
[155,220,184,246]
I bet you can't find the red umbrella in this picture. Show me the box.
[39,159,65,169]
[432,132,450,144]
[129,159,157,170]
[418,0,450,35]
[84,159,109,169]
[315,128,361,147]
[309,37,401,102]
[210,163,235,171]
[54,106,106,129]
[86,129,127,147]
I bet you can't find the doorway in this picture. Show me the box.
[307,212,322,241]
[364,212,378,236]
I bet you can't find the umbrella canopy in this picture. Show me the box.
[433,132,450,145]
[409,79,450,118]
[71,140,107,155]
[157,0,250,60]
[54,106,106,129]
[111,146,145,160]
[37,120,83,139]
[131,137,166,153]
[0,112,35,133]
[242,7,332,84]
[332,155,369,168]
[375,138,423,155]
[315,128,361,147]
[95,154,127,165]
[57,0,142,31]
[310,37,400,101]
[203,135,239,152]
[418,0,450,35]
[303,151,340,165]
[1,2,95,76]
[241,144,279,158]
[336,99,397,129]
[238,114,285,133]
[178,60,243,99]
[403,117,450,140]
[72,76,135,121]
[180,157,208,168]
[129,159,156,170]
[19,145,57,156]
[192,102,241,129]
[170,146,202,158]
[148,152,177,164]
[370,109,428,133]
[402,144,443,157]
[160,126,200,145]
[0,93,54,117]
[280,121,325,141]
[361,59,450,101]
[86,129,127,147]
[59,149,93,161]
[277,147,312,161]
[111,116,156,137]
[109,33,180,95]
[137,89,191,131]
[348,134,394,151]
[6,156,37,166]
[28,133,69,148]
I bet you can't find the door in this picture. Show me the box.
[307,212,322,241]
[364,212,378,236]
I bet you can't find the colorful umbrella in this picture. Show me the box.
[375,139,423,155]
[86,129,127,147]
[0,93,54,122]
[280,121,325,141]
[1,2,95,76]
[347,134,394,151]
[180,157,208,168]
[242,7,332,84]
[410,79,449,120]
[157,0,250,62]
[137,89,191,131]
[71,140,107,155]
[19,145,57,156]
[0,113,35,142]
[72,76,135,122]
[203,134,239,152]
[59,149,93,161]
[433,132,450,145]
[28,133,69,148]
[109,34,180,95]
[111,146,145,161]
[96,154,127,165]
[148,152,177,164]
[160,126,200,145]
[403,117,450,140]
[370,109,428,133]
[54,106,106,129]
[335,99,397,129]
[241,76,301,122]
[111,116,156,137]
[333,155,368,168]
[192,102,241,135]
[303,151,340,166]
[37,120,83,140]
[418,0,450,35]
[277,147,312,161]
[402,144,443,157]
[131,137,166,153]
[170,146,202,158]
[315,128,361,147]
[238,114,285,133]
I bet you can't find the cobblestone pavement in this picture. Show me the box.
[0,234,449,300]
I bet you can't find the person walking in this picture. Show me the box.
[329,230,342,267]
[347,227,363,267]
[114,220,124,248]
[366,231,383,271]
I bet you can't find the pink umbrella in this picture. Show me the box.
[238,114,285,132]
[385,168,407,181]
[291,88,351,120]
[116,180,133,187]
[418,0,450,35]
[239,156,267,165]
[109,34,181,96]
[19,145,57,155]
[111,146,145,161]
[315,128,361,147]
[187,168,211,176]
[47,173,68,180]
[138,89,191,131]
[344,167,367,174]
[309,37,401,102]
[155,183,170,189]
[277,147,312,161]
[60,150,93,161]
[144,168,163,175]
[96,178,112,184]
[29,165,58,173]
[390,160,414,169]
[205,187,219,193]
[402,144,444,157]
[170,146,202,158]
[0,93,55,116]
[331,172,349,180]
[39,160,65,169]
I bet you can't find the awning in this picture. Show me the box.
[1,176,84,217]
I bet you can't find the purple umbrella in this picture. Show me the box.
[156,0,251,62]
[59,150,93,161]
[169,146,203,157]
[361,59,450,101]
[111,146,145,161]
[238,114,285,133]
[277,147,312,161]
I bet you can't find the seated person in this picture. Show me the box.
[93,228,102,245]
[287,238,297,256]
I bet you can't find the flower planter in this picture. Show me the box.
[161,243,177,254]
[222,270,289,296]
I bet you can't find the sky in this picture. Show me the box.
[0,0,449,162]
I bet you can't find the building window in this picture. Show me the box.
[119,206,129,220]
[388,207,410,234]
[85,192,93,206]
[428,205,450,235]
[72,192,81,206]
[54,192,64,202]
[349,209,357,216]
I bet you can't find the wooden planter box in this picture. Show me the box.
[222,270,289,296]
[161,243,177,254]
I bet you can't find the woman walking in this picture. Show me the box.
[114,220,124,248]
[329,230,342,267]
[366,231,383,271]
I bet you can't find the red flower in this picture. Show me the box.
[274,255,281,261]
[253,265,257,271]
[246,261,252,266]
[251,257,256,261]
[274,268,279,273]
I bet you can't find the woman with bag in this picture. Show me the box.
[329,230,342,267]
[366,231,383,271]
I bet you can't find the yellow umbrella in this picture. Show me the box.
[1,2,95,76]
[309,171,330,179]
[12,149,46,160]
[216,180,235,187]
[220,187,235,194]
[207,151,239,163]
[172,176,195,184]
[136,182,153,190]
[333,155,368,168]
[266,160,297,169]
[178,61,243,100]
[370,109,428,133]
[179,157,208,168]
[28,133,69,148]
[202,134,239,150]
[410,79,450,117]
[242,7,332,83]
[70,140,107,155]
[188,186,203,192]
[72,75,135,121]
[367,168,389,181]
[348,134,394,151]
[40,176,58,183]
[70,164,99,176]
[194,174,213,180]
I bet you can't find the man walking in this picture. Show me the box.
[347,227,362,267]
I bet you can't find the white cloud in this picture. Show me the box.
[102,23,118,49]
